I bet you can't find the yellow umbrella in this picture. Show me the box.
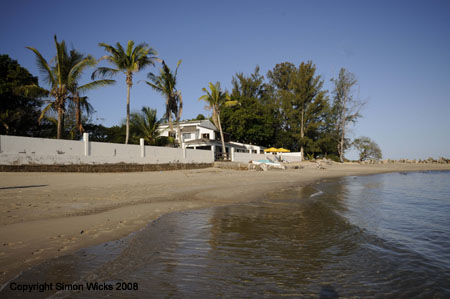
[264,147,279,153]
[277,148,290,153]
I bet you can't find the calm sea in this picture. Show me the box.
[2,171,450,298]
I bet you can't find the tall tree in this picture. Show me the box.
[92,41,158,144]
[221,67,275,147]
[267,62,297,148]
[0,54,44,136]
[146,60,183,146]
[129,106,160,145]
[288,61,328,159]
[26,35,73,139]
[65,51,114,135]
[331,68,362,162]
[26,36,110,139]
[199,82,237,159]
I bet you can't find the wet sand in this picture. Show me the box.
[1,163,449,285]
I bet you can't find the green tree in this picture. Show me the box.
[267,62,297,149]
[129,106,160,145]
[353,136,382,161]
[199,82,237,159]
[26,35,74,139]
[92,40,158,144]
[27,36,111,139]
[65,51,114,135]
[331,68,363,162]
[221,67,276,147]
[195,113,206,120]
[0,54,44,136]
[146,60,183,146]
[287,61,328,158]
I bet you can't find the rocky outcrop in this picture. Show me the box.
[360,157,450,165]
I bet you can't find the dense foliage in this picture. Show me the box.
[0,55,43,136]
[221,63,358,160]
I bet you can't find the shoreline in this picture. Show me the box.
[1,163,450,285]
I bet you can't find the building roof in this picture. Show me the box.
[184,138,247,150]
[180,126,197,133]
[159,120,218,131]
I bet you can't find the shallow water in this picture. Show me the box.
[2,171,450,298]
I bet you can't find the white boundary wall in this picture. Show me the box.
[233,152,267,163]
[0,135,213,165]
[232,151,302,163]
[280,152,302,162]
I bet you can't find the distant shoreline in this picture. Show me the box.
[1,163,450,285]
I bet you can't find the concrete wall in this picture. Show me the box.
[0,135,213,165]
[280,152,302,162]
[185,148,212,163]
[0,135,83,156]
[233,152,267,162]
[232,151,302,163]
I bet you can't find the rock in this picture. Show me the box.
[260,164,268,171]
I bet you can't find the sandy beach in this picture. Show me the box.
[1,163,449,285]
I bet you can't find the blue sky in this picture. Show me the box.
[1,0,449,159]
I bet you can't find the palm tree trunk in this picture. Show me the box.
[176,122,182,147]
[167,95,173,136]
[176,92,183,147]
[125,83,131,144]
[57,98,64,139]
[217,112,227,160]
[75,93,82,134]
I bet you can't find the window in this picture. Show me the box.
[201,133,210,139]
[183,133,191,140]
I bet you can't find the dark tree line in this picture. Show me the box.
[221,61,365,161]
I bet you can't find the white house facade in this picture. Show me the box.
[158,120,266,160]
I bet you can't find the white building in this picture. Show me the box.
[158,120,266,160]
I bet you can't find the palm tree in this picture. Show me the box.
[92,41,158,144]
[146,60,183,146]
[66,51,115,135]
[26,35,70,139]
[129,106,160,145]
[199,82,238,159]
[27,36,113,139]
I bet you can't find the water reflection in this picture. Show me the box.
[206,188,362,291]
[2,172,450,298]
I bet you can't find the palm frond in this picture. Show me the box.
[77,79,115,93]
[79,96,95,115]
[68,55,97,85]
[174,59,182,79]
[145,81,163,92]
[126,40,135,57]
[91,67,120,80]
[25,46,55,86]
[38,103,56,123]
[98,43,120,57]
[54,35,66,87]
